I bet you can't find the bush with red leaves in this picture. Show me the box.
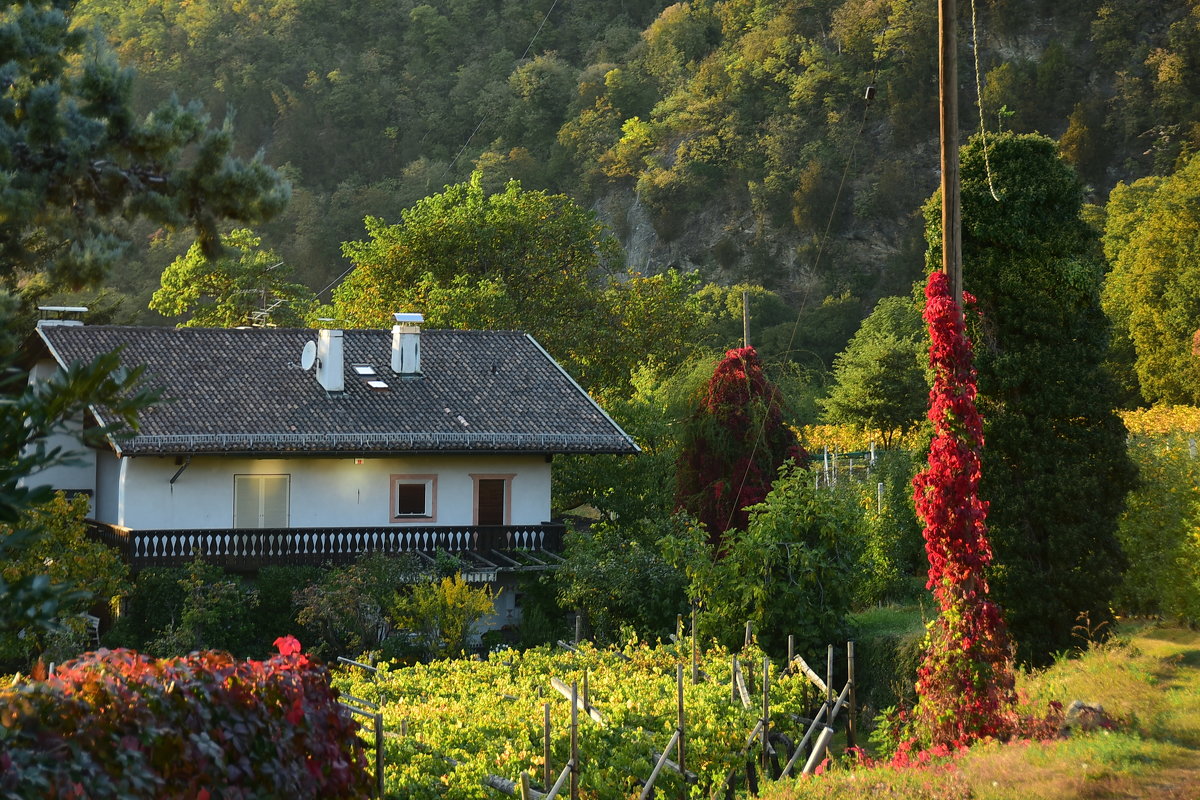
[675,346,806,545]
[0,637,371,799]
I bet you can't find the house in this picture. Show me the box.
[28,310,639,625]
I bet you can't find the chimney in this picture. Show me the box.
[391,312,424,376]
[316,328,344,392]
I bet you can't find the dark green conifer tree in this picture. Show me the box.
[925,132,1135,666]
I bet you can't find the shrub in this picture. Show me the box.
[146,559,261,658]
[392,574,496,659]
[556,516,690,645]
[295,552,425,659]
[1115,433,1200,622]
[0,640,372,798]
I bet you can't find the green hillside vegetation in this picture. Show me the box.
[58,0,1200,366]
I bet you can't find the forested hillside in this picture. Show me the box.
[69,0,1200,359]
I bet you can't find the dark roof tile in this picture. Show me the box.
[36,326,638,456]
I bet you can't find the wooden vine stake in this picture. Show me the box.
[847,641,858,749]
[543,701,552,790]
[570,681,579,800]
[760,657,770,776]
[676,663,686,800]
[691,603,699,685]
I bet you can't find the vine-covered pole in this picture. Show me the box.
[939,0,962,305]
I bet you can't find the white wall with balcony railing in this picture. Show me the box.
[102,453,551,530]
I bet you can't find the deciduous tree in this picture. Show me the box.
[150,229,315,327]
[821,295,927,447]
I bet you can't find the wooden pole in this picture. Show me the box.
[575,612,582,644]
[826,645,834,717]
[543,701,552,789]
[742,289,750,348]
[787,635,794,672]
[744,620,752,648]
[676,664,686,800]
[374,712,384,799]
[760,657,770,775]
[691,603,699,685]
[731,655,738,706]
[570,681,579,800]
[847,641,858,749]
[939,0,962,305]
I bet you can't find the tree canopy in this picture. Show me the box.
[150,229,314,327]
[0,0,287,295]
[935,132,1135,666]
[821,294,927,446]
[1102,153,1200,405]
[333,174,710,394]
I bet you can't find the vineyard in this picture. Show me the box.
[331,636,854,799]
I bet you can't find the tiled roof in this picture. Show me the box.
[36,325,639,456]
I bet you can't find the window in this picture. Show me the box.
[390,474,437,523]
[470,473,515,526]
[234,475,289,528]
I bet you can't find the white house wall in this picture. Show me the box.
[113,454,552,530]
[19,359,97,509]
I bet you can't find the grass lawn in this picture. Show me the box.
[761,619,1200,799]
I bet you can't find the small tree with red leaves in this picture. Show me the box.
[910,272,1015,748]
[675,346,805,546]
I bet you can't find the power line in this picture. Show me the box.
[442,0,563,178]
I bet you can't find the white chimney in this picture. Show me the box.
[316,328,344,392]
[391,312,424,376]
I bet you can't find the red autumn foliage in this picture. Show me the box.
[910,272,1016,748]
[0,641,371,799]
[675,346,806,545]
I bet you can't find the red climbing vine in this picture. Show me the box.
[910,271,1015,748]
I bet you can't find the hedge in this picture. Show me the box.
[0,637,371,798]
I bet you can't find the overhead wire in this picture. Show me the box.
[317,0,565,302]
[718,31,883,535]
[441,0,563,178]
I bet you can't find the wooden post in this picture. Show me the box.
[583,671,589,711]
[826,645,834,713]
[742,289,750,348]
[731,655,738,705]
[520,772,533,800]
[744,620,752,648]
[847,641,858,749]
[374,712,384,799]
[575,612,582,644]
[939,0,962,305]
[676,664,686,800]
[691,603,699,685]
[543,701,552,790]
[787,635,794,673]
[570,682,579,800]
[401,718,408,737]
[760,657,770,775]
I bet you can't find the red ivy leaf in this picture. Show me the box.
[274,635,302,656]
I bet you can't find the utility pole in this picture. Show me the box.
[939,0,962,307]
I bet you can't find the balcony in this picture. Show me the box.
[86,521,566,578]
